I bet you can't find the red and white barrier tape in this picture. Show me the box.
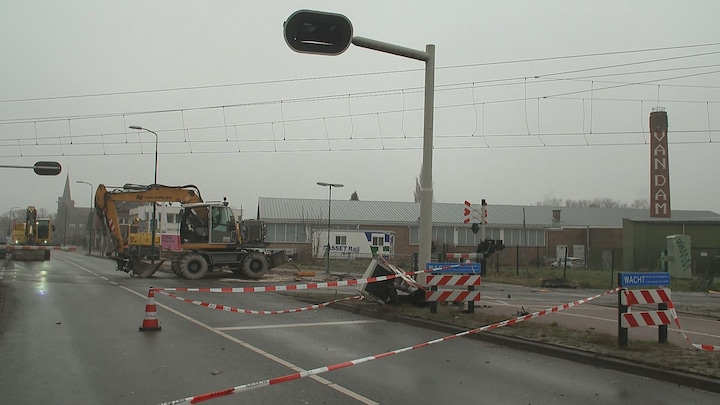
[157,287,620,404]
[154,266,444,294]
[155,290,362,315]
[668,301,720,352]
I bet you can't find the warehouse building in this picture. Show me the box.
[259,197,720,273]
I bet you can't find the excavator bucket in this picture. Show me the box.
[268,250,289,269]
[131,258,166,278]
[112,257,165,278]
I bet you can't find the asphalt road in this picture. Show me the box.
[0,251,718,405]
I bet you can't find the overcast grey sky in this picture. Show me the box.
[2,1,720,217]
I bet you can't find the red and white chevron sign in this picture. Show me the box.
[622,288,671,306]
[426,274,481,287]
[425,290,481,302]
[621,310,674,328]
[463,200,485,224]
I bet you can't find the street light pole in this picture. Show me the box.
[284,12,435,284]
[76,181,93,255]
[317,182,343,274]
[350,37,435,286]
[129,125,159,263]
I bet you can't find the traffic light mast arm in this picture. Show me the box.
[351,36,431,62]
[0,161,62,176]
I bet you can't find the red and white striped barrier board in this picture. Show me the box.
[445,253,478,260]
[425,290,481,302]
[621,310,674,328]
[8,245,77,251]
[156,287,621,405]
[156,290,361,315]
[426,274,481,287]
[622,288,671,306]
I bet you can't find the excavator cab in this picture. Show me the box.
[179,201,238,246]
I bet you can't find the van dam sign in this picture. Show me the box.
[649,110,671,218]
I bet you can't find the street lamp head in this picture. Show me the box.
[129,125,143,130]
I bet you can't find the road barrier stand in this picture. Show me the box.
[426,273,482,314]
[617,272,672,348]
[426,261,481,314]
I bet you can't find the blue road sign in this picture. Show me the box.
[426,262,481,274]
[619,272,671,287]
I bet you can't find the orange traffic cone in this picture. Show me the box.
[139,287,162,332]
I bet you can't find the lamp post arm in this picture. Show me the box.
[351,36,431,62]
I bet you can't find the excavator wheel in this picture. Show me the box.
[179,253,209,280]
[238,252,268,280]
[171,259,183,277]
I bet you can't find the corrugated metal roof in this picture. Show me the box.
[258,197,720,228]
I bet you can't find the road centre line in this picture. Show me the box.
[216,319,380,331]
[59,256,378,405]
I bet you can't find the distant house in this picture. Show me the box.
[258,197,720,273]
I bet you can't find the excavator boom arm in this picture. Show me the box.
[95,184,203,256]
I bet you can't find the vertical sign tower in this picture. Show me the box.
[649,108,671,217]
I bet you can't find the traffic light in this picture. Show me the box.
[33,161,62,176]
[476,239,505,258]
[284,10,353,55]
[471,223,480,234]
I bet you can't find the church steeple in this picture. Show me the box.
[61,174,74,207]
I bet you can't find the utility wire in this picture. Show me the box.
[1,42,719,104]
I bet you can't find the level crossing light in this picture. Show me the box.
[76,181,94,255]
[129,125,159,263]
[286,10,435,282]
[317,182,343,273]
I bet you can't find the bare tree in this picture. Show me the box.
[630,198,650,209]
[350,191,359,201]
[535,197,564,206]
[538,197,645,208]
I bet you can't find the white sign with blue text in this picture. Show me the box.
[427,262,481,274]
[619,272,671,287]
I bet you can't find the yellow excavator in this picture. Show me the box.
[95,183,287,279]
[11,206,54,261]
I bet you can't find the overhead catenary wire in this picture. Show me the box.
[2,41,719,105]
[1,43,720,156]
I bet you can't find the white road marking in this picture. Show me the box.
[59,256,379,404]
[216,319,380,331]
